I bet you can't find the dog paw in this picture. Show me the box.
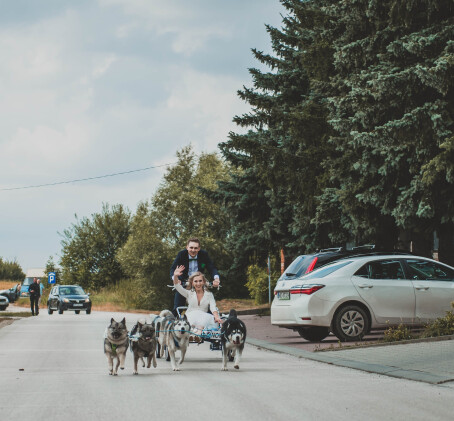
[173,368,180,371]
[113,372,118,376]
[153,362,157,368]
[234,365,239,370]
[120,367,124,370]
[133,372,138,375]
[221,367,228,371]
[109,371,113,375]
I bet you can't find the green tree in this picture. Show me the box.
[60,203,131,290]
[319,0,454,259]
[0,257,25,281]
[214,0,339,288]
[117,202,173,310]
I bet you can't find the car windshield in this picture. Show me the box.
[22,277,34,286]
[303,261,353,279]
[60,286,85,295]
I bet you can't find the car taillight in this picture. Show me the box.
[305,257,318,273]
[290,285,325,295]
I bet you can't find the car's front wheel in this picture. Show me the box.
[86,308,91,315]
[48,305,53,315]
[75,310,80,314]
[332,305,369,342]
[58,304,64,314]
[296,326,330,342]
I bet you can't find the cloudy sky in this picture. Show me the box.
[0,0,285,271]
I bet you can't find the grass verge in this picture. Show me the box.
[0,312,33,318]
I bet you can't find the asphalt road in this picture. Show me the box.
[1,310,454,421]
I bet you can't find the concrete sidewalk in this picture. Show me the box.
[243,314,454,385]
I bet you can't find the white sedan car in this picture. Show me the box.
[271,254,454,342]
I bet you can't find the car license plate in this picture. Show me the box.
[73,304,83,307]
[278,291,290,300]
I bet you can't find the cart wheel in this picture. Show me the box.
[155,322,161,358]
[228,350,235,362]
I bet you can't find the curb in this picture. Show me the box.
[246,336,454,385]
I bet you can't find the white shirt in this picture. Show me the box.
[174,283,217,313]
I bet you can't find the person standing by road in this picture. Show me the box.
[37,279,44,306]
[170,238,220,314]
[29,277,40,316]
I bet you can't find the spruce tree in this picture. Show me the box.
[215,0,338,284]
[321,0,454,258]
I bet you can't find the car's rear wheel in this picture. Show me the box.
[75,310,80,314]
[48,305,53,315]
[296,326,330,342]
[332,305,369,342]
[58,305,64,314]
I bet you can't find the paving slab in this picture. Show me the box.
[243,314,454,385]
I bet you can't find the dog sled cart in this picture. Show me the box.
[154,306,235,363]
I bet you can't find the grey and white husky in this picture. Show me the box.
[157,310,190,371]
[104,317,129,375]
[130,321,157,375]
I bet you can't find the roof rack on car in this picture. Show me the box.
[351,244,376,251]
[319,247,344,253]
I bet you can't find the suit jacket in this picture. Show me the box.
[29,282,40,297]
[170,249,219,282]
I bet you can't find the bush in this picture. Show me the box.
[383,323,415,342]
[422,304,454,338]
[245,259,278,305]
[91,279,143,310]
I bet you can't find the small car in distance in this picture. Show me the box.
[47,285,92,315]
[0,295,9,311]
[20,277,34,297]
[0,283,21,303]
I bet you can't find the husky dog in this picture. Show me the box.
[221,309,246,370]
[130,321,157,375]
[104,317,129,375]
[157,310,190,371]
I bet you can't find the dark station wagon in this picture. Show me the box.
[47,285,92,315]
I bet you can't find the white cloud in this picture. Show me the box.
[0,0,285,269]
[92,54,118,79]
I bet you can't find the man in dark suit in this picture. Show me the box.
[170,237,220,312]
[29,277,40,316]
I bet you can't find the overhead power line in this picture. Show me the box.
[0,162,176,192]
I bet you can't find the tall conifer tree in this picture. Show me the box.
[322,0,454,258]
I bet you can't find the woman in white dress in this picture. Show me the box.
[173,265,222,337]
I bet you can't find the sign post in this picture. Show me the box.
[268,256,271,304]
[48,272,56,284]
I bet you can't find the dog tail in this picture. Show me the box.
[229,309,238,318]
[159,309,173,318]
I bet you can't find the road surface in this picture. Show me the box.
[1,310,453,421]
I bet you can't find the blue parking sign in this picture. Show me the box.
[48,272,56,284]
